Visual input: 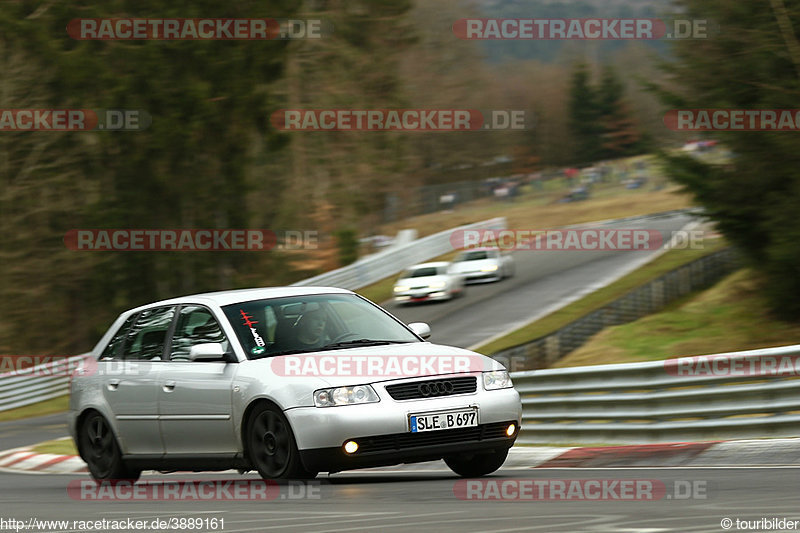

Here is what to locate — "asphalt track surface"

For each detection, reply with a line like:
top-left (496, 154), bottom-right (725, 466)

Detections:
top-left (0, 413), bottom-right (70, 450)
top-left (0, 467), bottom-right (797, 532)
top-left (385, 212), bottom-right (695, 349)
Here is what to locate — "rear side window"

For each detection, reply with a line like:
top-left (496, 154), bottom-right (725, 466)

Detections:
top-left (99, 314), bottom-right (137, 360)
top-left (122, 306), bottom-right (176, 361)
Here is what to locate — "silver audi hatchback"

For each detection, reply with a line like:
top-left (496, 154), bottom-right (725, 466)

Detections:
top-left (69, 287), bottom-right (521, 481)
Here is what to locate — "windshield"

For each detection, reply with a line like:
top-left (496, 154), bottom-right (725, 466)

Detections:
top-left (223, 293), bottom-right (420, 359)
top-left (401, 266), bottom-right (443, 278)
top-left (455, 250), bottom-right (496, 261)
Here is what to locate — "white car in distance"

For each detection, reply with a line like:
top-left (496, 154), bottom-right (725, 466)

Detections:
top-left (450, 248), bottom-right (515, 282)
top-left (393, 262), bottom-right (465, 304)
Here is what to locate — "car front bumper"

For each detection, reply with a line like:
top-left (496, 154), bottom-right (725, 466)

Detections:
top-left (299, 421), bottom-right (518, 472)
top-left (394, 289), bottom-right (451, 303)
top-left (461, 271), bottom-right (501, 282)
top-left (285, 385), bottom-right (521, 472)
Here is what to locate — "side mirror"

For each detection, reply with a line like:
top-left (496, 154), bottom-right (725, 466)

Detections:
top-left (189, 343), bottom-right (230, 362)
top-left (408, 322), bottom-right (431, 340)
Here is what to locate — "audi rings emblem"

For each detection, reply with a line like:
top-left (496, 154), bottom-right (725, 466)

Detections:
top-left (418, 381), bottom-right (454, 397)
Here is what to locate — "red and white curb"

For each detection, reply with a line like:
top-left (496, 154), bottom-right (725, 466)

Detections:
top-left (1, 437), bottom-right (799, 476)
top-left (0, 444), bottom-right (86, 475)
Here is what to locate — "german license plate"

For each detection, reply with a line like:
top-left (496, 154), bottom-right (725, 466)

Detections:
top-left (409, 408), bottom-right (478, 433)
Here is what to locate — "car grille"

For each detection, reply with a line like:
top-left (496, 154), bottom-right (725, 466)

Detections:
top-left (385, 376), bottom-right (477, 400)
top-left (354, 422), bottom-right (511, 454)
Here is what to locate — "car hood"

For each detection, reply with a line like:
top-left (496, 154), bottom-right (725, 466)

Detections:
top-left (451, 258), bottom-right (499, 272)
top-left (235, 343), bottom-right (505, 409)
top-left (245, 342), bottom-right (503, 387)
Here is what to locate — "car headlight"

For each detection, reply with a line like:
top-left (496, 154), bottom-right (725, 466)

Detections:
top-left (314, 385), bottom-right (380, 407)
top-left (481, 265), bottom-right (499, 272)
top-left (483, 370), bottom-right (513, 390)
top-left (428, 281), bottom-right (447, 289)
top-left (394, 286), bottom-right (410, 293)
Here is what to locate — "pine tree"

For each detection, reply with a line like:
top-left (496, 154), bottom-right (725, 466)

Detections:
top-left (568, 64), bottom-right (603, 165)
top-left (659, 0), bottom-right (800, 319)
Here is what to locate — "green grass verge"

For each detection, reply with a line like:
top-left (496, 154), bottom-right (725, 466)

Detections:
top-left (31, 437), bottom-right (77, 456)
top-left (555, 268), bottom-right (800, 367)
top-left (474, 239), bottom-right (729, 355)
top-left (0, 395), bottom-right (69, 423)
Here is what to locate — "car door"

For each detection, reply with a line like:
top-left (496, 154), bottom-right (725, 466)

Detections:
top-left (158, 304), bottom-right (238, 455)
top-left (102, 306), bottom-right (175, 455)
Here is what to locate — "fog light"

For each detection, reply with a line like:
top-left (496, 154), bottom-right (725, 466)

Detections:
top-left (344, 440), bottom-right (359, 454)
top-left (506, 423), bottom-right (517, 437)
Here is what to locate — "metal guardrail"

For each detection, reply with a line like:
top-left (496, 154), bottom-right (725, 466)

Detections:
top-left (494, 247), bottom-right (739, 370)
top-left (510, 344), bottom-right (800, 444)
top-left (0, 355), bottom-right (85, 412)
top-left (6, 346), bottom-right (800, 447)
top-left (292, 217), bottom-right (507, 291)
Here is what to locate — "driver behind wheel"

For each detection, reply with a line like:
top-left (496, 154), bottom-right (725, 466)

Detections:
top-left (293, 308), bottom-right (328, 350)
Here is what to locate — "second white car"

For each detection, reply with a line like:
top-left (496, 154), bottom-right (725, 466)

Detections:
top-left (393, 262), bottom-right (465, 304)
top-left (450, 248), bottom-right (514, 282)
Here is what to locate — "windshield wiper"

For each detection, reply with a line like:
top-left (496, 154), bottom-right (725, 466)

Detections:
top-left (250, 348), bottom-right (313, 359)
top-left (317, 339), bottom-right (409, 351)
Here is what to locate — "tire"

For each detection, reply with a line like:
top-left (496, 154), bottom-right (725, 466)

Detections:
top-left (247, 404), bottom-right (317, 480)
top-left (444, 448), bottom-right (509, 477)
top-left (79, 412), bottom-right (140, 482)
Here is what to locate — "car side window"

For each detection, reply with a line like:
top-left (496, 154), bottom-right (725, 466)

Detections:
top-left (122, 306), bottom-right (176, 361)
top-left (170, 305), bottom-right (229, 361)
top-left (99, 314), bottom-right (137, 360)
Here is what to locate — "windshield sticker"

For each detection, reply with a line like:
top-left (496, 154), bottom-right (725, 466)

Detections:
top-left (240, 310), bottom-right (265, 348)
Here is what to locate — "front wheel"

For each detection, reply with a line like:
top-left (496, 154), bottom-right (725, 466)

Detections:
top-left (79, 412), bottom-right (140, 482)
top-left (444, 448), bottom-right (509, 477)
top-left (247, 404), bottom-right (317, 480)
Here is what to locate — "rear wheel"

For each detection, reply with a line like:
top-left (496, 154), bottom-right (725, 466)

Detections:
top-left (444, 448), bottom-right (509, 477)
top-left (79, 412), bottom-right (140, 482)
top-left (247, 404), bottom-right (317, 480)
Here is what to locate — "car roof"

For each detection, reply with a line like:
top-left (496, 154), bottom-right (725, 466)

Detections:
top-left (127, 286), bottom-right (354, 312)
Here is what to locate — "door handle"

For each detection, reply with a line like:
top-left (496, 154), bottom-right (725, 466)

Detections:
top-left (107, 379), bottom-right (120, 391)
top-left (162, 380), bottom-right (176, 392)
